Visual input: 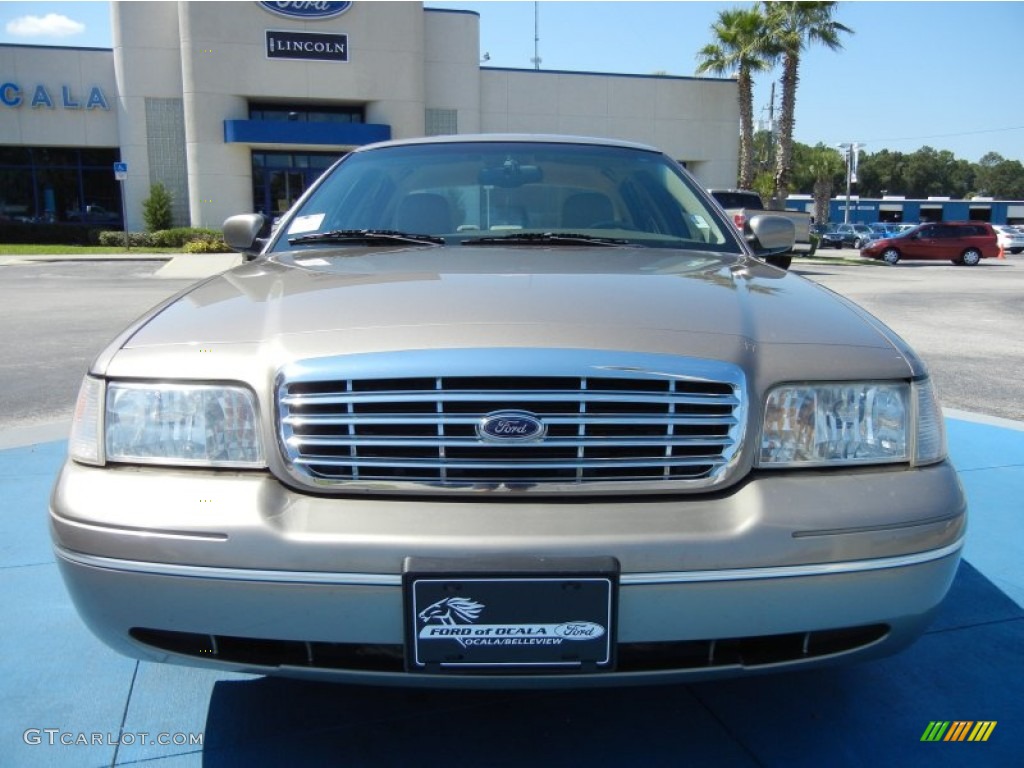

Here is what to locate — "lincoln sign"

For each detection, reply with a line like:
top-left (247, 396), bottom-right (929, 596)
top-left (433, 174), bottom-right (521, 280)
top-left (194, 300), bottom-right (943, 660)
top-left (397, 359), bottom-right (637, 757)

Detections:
top-left (266, 30), bottom-right (348, 62)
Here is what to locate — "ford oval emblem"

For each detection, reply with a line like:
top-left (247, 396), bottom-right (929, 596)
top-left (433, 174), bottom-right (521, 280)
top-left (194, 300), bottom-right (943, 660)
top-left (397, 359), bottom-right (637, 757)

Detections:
top-left (477, 411), bottom-right (546, 442)
top-left (259, 2), bottom-right (352, 20)
top-left (554, 621), bottom-right (606, 640)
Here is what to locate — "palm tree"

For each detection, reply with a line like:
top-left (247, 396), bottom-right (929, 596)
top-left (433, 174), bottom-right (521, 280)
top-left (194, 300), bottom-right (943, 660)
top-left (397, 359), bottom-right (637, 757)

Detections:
top-left (807, 143), bottom-right (845, 225)
top-left (695, 7), bottom-right (772, 190)
top-left (762, 2), bottom-right (852, 205)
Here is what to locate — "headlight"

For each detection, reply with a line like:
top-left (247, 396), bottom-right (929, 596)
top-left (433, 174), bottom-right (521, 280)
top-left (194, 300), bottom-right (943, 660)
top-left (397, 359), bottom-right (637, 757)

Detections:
top-left (69, 377), bottom-right (264, 468)
top-left (759, 380), bottom-right (946, 468)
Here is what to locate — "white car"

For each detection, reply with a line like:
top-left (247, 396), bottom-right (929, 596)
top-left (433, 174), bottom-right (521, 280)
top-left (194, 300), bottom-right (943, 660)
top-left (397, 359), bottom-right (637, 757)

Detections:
top-left (992, 224), bottom-right (1024, 254)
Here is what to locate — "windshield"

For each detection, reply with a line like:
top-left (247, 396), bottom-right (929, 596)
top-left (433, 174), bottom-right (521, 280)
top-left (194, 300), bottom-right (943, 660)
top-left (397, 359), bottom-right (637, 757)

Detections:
top-left (269, 141), bottom-right (737, 253)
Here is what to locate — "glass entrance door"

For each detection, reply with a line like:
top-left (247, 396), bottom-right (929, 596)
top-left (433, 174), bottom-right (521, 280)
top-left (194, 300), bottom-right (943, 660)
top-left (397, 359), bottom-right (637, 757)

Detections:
top-left (252, 151), bottom-right (342, 219)
top-left (269, 170), bottom-right (306, 218)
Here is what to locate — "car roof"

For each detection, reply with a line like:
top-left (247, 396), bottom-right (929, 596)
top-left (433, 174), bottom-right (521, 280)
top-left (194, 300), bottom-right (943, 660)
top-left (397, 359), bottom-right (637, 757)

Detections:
top-left (351, 133), bottom-right (662, 154)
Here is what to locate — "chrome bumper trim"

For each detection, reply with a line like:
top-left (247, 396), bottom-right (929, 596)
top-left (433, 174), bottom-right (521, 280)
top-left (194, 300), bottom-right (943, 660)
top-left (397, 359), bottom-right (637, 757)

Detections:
top-left (55, 546), bottom-right (402, 586)
top-left (621, 539), bottom-right (963, 584)
top-left (55, 538), bottom-right (963, 588)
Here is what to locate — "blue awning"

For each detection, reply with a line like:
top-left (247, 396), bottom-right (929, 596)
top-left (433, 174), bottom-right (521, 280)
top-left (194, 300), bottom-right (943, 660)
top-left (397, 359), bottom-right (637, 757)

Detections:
top-left (224, 119), bottom-right (390, 146)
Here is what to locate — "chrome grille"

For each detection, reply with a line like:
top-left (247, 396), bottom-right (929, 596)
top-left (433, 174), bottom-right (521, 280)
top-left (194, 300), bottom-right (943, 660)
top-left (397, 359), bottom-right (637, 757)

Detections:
top-left (276, 350), bottom-right (746, 494)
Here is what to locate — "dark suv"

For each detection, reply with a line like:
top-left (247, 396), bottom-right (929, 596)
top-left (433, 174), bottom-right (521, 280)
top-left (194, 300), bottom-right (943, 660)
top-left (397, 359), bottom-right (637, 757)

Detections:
top-left (821, 223), bottom-right (875, 249)
top-left (860, 221), bottom-right (999, 266)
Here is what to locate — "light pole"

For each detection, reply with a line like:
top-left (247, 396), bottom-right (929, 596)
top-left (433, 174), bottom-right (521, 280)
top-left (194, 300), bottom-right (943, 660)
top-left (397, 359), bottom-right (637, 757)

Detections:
top-left (837, 142), bottom-right (862, 224)
top-left (531, 1), bottom-right (541, 70)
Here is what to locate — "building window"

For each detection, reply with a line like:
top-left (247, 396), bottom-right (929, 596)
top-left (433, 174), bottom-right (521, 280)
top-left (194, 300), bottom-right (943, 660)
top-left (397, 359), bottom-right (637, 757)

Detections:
top-left (249, 103), bottom-right (365, 124)
top-left (252, 151), bottom-right (343, 217)
top-left (0, 146), bottom-right (120, 225)
top-left (425, 108), bottom-right (458, 137)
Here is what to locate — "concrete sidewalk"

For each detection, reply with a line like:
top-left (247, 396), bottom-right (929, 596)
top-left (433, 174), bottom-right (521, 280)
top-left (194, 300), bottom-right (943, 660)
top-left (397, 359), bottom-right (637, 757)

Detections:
top-left (2, 412), bottom-right (1022, 766)
top-left (0, 252), bottom-right (243, 279)
top-left (0, 252), bottom-right (169, 266)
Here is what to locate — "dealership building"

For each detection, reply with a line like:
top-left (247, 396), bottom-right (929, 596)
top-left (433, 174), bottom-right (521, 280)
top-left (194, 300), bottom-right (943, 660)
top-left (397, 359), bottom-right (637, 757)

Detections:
top-left (0, 1), bottom-right (740, 232)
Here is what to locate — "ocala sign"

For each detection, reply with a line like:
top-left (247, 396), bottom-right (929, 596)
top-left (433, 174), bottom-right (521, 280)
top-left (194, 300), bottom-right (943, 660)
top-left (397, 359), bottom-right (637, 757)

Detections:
top-left (0, 82), bottom-right (110, 111)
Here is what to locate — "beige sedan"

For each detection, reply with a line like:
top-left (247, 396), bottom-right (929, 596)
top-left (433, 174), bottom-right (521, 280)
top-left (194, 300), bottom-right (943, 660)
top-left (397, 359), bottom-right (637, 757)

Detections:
top-left (52, 136), bottom-right (965, 687)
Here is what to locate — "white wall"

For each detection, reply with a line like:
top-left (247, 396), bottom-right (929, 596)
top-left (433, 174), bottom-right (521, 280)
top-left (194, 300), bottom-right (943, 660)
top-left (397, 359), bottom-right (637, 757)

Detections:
top-left (480, 70), bottom-right (738, 187)
top-left (112, 0), bottom-right (184, 230)
top-left (424, 10), bottom-right (482, 134)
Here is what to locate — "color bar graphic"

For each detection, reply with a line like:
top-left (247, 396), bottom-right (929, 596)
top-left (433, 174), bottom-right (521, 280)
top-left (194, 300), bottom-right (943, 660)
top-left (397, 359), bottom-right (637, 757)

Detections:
top-left (921, 721), bottom-right (996, 742)
top-left (967, 722), bottom-right (997, 742)
top-left (921, 721), bottom-right (950, 741)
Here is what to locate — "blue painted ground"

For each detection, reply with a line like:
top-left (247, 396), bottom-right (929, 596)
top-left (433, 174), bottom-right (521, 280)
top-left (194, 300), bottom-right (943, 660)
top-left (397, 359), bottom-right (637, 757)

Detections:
top-left (3, 415), bottom-right (1021, 767)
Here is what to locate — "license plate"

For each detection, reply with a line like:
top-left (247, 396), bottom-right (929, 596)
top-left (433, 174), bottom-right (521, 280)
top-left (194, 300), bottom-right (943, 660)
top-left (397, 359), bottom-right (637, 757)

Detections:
top-left (404, 557), bottom-right (618, 673)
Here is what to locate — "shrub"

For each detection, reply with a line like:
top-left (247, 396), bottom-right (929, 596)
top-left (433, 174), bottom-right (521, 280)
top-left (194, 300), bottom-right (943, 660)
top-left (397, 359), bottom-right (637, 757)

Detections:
top-left (183, 236), bottom-right (230, 253)
top-left (142, 183), bottom-right (174, 232)
top-left (84, 227), bottom-right (230, 251)
top-left (97, 230), bottom-right (155, 248)
top-left (151, 227), bottom-right (203, 248)
top-left (149, 227), bottom-right (228, 249)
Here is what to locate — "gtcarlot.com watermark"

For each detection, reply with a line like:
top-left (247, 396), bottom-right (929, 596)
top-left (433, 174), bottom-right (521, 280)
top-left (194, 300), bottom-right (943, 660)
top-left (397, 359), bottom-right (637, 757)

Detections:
top-left (23, 729), bottom-right (204, 747)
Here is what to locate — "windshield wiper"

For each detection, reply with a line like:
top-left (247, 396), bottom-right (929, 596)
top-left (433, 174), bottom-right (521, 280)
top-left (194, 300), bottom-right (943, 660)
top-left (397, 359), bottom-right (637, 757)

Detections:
top-left (461, 232), bottom-right (633, 247)
top-left (288, 229), bottom-right (444, 246)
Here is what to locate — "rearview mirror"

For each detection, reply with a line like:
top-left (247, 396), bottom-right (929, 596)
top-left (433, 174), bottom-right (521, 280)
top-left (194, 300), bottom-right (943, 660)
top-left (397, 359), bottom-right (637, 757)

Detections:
top-left (479, 162), bottom-right (543, 188)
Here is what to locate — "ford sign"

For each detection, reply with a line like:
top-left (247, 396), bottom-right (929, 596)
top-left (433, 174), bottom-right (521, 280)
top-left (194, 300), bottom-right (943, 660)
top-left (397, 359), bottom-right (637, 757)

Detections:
top-left (259, 2), bottom-right (352, 20)
top-left (477, 411), bottom-right (546, 442)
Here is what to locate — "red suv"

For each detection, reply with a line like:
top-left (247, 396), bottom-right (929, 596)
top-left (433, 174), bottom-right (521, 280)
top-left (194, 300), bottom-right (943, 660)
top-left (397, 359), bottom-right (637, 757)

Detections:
top-left (860, 221), bottom-right (999, 266)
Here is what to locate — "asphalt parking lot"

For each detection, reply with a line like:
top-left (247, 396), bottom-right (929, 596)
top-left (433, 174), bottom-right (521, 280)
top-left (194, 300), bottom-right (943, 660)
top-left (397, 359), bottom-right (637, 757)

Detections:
top-left (2, 252), bottom-right (1022, 766)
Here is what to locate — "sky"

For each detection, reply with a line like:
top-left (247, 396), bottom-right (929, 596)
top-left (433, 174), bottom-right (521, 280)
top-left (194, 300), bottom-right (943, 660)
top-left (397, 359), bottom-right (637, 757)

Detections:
top-left (1, 1), bottom-right (1022, 163)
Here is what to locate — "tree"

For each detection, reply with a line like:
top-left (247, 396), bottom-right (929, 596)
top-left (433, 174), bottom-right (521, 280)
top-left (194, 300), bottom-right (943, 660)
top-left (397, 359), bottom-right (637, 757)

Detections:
top-left (696, 6), bottom-right (772, 189)
top-left (902, 147), bottom-right (973, 199)
top-left (751, 171), bottom-right (776, 204)
top-left (142, 182), bottom-right (173, 232)
top-left (788, 140), bottom-right (825, 193)
top-left (751, 129), bottom-right (776, 180)
top-left (974, 152), bottom-right (1024, 198)
top-left (805, 144), bottom-right (845, 224)
top-left (856, 149), bottom-right (907, 198)
top-left (762, 1), bottom-right (852, 205)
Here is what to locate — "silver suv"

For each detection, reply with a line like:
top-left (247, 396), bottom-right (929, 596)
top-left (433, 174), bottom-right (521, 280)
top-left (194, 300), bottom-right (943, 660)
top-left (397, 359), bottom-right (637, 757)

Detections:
top-left (51, 136), bottom-right (964, 687)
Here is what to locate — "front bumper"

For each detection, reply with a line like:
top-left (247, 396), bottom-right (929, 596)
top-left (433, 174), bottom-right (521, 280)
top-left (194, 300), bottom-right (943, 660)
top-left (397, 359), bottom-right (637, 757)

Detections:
top-left (50, 459), bottom-right (966, 687)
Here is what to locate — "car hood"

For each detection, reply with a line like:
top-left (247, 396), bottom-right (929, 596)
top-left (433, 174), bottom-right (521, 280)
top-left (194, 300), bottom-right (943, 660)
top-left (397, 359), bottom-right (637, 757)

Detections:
top-left (103, 246), bottom-right (922, 382)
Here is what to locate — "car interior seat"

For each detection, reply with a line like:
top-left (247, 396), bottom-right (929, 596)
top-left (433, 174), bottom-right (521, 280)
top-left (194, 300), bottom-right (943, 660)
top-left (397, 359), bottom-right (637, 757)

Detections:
top-left (562, 192), bottom-right (615, 229)
top-left (394, 193), bottom-right (454, 234)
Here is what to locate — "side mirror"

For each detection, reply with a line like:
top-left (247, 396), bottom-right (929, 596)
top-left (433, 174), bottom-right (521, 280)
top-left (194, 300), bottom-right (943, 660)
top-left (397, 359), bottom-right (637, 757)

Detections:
top-left (223, 214), bottom-right (272, 258)
top-left (746, 214), bottom-right (796, 268)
